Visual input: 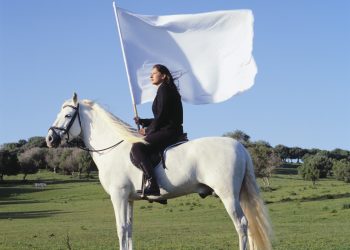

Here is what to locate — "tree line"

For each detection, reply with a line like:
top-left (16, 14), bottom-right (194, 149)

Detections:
top-left (0, 136), bottom-right (96, 181)
top-left (1, 132), bottom-right (349, 185)
top-left (223, 130), bottom-right (350, 185)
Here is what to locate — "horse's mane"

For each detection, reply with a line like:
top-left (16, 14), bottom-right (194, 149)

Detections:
top-left (64, 99), bottom-right (146, 144)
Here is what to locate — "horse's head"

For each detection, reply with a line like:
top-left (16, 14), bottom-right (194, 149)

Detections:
top-left (46, 93), bottom-right (82, 148)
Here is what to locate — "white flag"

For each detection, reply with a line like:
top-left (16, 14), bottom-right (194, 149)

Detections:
top-left (113, 4), bottom-right (257, 105)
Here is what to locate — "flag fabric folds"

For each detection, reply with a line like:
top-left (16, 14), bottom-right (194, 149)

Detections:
top-left (114, 4), bottom-right (257, 105)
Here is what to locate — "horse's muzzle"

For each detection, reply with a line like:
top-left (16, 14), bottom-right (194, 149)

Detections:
top-left (46, 129), bottom-right (62, 148)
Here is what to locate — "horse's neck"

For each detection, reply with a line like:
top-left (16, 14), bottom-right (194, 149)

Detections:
top-left (79, 105), bottom-right (140, 190)
top-left (80, 106), bottom-right (124, 151)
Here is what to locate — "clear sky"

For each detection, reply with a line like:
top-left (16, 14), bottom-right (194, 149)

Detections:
top-left (0, 0), bottom-right (349, 150)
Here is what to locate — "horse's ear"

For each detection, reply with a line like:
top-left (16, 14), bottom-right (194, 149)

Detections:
top-left (73, 92), bottom-right (78, 105)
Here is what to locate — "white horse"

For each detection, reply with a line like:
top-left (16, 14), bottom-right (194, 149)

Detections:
top-left (46, 93), bottom-right (272, 250)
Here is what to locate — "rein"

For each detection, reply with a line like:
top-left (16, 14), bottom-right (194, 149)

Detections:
top-left (49, 103), bottom-right (124, 153)
top-left (67, 139), bottom-right (124, 153)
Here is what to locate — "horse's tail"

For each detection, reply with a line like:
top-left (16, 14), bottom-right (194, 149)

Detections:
top-left (240, 149), bottom-right (272, 250)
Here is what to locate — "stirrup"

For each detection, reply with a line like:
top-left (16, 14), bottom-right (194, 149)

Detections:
top-left (143, 176), bottom-right (160, 196)
top-left (137, 175), bottom-right (160, 197)
top-left (143, 186), bottom-right (160, 196)
top-left (136, 174), bottom-right (147, 197)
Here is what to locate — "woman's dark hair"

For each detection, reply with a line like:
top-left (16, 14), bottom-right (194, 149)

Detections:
top-left (153, 64), bottom-right (180, 94)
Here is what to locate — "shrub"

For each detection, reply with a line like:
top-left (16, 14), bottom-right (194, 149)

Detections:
top-left (333, 159), bottom-right (350, 183)
top-left (0, 150), bottom-right (20, 180)
top-left (299, 154), bottom-right (333, 184)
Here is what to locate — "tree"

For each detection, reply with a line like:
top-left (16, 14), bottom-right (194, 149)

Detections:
top-left (289, 147), bottom-right (307, 163)
top-left (274, 144), bottom-right (290, 162)
top-left (45, 148), bottom-right (63, 173)
top-left (61, 149), bottom-right (94, 176)
top-left (23, 136), bottom-right (47, 150)
top-left (62, 137), bottom-right (85, 148)
top-left (76, 150), bottom-right (95, 178)
top-left (298, 159), bottom-right (319, 185)
top-left (255, 140), bottom-right (271, 148)
top-left (17, 148), bottom-right (46, 181)
top-left (223, 130), bottom-right (250, 146)
top-left (18, 139), bottom-right (27, 147)
top-left (298, 154), bottom-right (333, 184)
top-left (333, 159), bottom-right (350, 183)
top-left (0, 150), bottom-right (20, 181)
top-left (248, 143), bottom-right (281, 186)
top-left (308, 148), bottom-right (321, 156)
top-left (329, 148), bottom-right (350, 161)
top-left (1, 142), bottom-right (22, 154)
top-left (59, 148), bottom-right (78, 175)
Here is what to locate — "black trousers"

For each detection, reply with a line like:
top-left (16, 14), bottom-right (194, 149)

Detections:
top-left (131, 129), bottom-right (180, 178)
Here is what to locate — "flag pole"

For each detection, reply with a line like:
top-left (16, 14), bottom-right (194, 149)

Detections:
top-left (112, 1), bottom-right (140, 129)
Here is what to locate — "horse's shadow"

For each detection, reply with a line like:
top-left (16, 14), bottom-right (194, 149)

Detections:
top-left (0, 210), bottom-right (70, 220)
top-left (0, 187), bottom-right (47, 199)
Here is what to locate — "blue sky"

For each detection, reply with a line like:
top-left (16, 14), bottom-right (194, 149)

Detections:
top-left (0, 0), bottom-right (349, 150)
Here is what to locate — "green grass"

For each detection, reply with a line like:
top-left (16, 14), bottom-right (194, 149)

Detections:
top-left (1, 170), bottom-right (350, 249)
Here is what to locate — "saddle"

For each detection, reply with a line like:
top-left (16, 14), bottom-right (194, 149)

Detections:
top-left (130, 133), bottom-right (188, 170)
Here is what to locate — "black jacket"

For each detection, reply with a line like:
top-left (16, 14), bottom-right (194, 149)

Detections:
top-left (140, 83), bottom-right (183, 135)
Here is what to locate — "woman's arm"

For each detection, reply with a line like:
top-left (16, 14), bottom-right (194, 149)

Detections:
top-left (134, 117), bottom-right (153, 127)
top-left (139, 118), bottom-right (153, 127)
top-left (146, 85), bottom-right (170, 134)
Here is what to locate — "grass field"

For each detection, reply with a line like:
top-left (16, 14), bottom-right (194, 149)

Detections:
top-left (1, 170), bottom-right (350, 250)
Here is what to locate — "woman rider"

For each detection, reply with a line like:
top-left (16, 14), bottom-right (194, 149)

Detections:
top-left (131, 64), bottom-right (184, 196)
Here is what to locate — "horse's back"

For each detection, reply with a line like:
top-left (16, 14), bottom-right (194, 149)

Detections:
top-left (168, 136), bottom-right (245, 163)
top-left (191, 136), bottom-right (247, 176)
top-left (159, 136), bottom-right (247, 190)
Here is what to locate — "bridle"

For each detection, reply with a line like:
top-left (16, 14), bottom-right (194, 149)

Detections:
top-left (49, 104), bottom-right (124, 152)
top-left (49, 104), bottom-right (81, 143)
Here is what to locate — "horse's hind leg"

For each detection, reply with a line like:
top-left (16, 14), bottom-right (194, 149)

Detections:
top-left (219, 194), bottom-right (248, 250)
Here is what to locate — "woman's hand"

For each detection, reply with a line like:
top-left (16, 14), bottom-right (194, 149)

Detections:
top-left (134, 116), bottom-right (140, 125)
top-left (138, 128), bottom-right (146, 136)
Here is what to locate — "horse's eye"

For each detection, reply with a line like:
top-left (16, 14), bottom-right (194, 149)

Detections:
top-left (65, 114), bottom-right (72, 118)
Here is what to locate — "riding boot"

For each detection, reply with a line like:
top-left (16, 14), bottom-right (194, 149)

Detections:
top-left (139, 162), bottom-right (160, 196)
top-left (144, 176), bottom-right (160, 196)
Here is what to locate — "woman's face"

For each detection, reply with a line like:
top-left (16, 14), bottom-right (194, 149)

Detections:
top-left (150, 67), bottom-right (166, 86)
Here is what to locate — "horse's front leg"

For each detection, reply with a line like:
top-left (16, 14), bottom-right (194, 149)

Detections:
top-left (127, 200), bottom-right (134, 250)
top-left (110, 188), bottom-right (129, 250)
